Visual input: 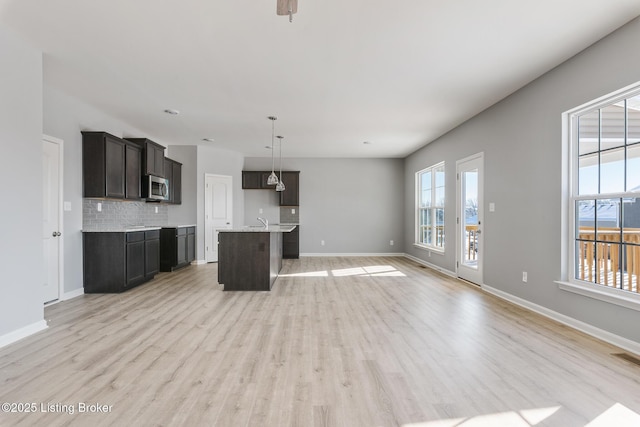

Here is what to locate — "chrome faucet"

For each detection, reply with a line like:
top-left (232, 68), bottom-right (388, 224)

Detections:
top-left (257, 217), bottom-right (268, 228)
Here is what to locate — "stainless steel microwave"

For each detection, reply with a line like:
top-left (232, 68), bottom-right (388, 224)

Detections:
top-left (143, 175), bottom-right (169, 201)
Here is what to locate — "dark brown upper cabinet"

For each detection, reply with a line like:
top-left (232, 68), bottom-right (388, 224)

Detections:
top-left (242, 171), bottom-right (283, 189)
top-left (125, 138), bottom-right (165, 177)
top-left (83, 131), bottom-right (141, 200)
top-left (242, 170), bottom-right (299, 206)
top-left (278, 171), bottom-right (299, 206)
top-left (163, 157), bottom-right (182, 204)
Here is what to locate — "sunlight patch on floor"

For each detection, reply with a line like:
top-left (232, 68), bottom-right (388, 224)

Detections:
top-left (586, 403), bottom-right (640, 426)
top-left (331, 265), bottom-right (407, 277)
top-left (402, 406), bottom-right (561, 427)
top-left (280, 265), bottom-right (407, 278)
top-left (278, 270), bottom-right (329, 277)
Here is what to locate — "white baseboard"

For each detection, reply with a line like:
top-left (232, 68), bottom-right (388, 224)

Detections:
top-left (482, 284), bottom-right (640, 356)
top-left (194, 259), bottom-right (209, 265)
top-left (62, 288), bottom-right (84, 301)
top-left (0, 320), bottom-right (48, 349)
top-left (300, 253), bottom-right (405, 257)
top-left (403, 253), bottom-right (457, 278)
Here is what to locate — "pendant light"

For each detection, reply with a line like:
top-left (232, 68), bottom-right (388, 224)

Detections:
top-left (275, 135), bottom-right (286, 192)
top-left (267, 116), bottom-right (279, 186)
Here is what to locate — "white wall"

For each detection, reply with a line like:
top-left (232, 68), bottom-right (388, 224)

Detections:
top-left (43, 85), bottom-right (160, 295)
top-left (404, 17), bottom-right (640, 344)
top-left (244, 158), bottom-right (405, 254)
top-left (0, 27), bottom-right (45, 339)
top-left (196, 145), bottom-right (245, 261)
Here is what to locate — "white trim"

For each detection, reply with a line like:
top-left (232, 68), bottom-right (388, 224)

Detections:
top-left (300, 253), bottom-right (405, 257)
top-left (0, 320), bottom-right (48, 349)
top-left (413, 243), bottom-right (445, 254)
top-left (403, 253), bottom-right (457, 278)
top-left (455, 152), bottom-right (484, 285)
top-left (205, 173), bottom-right (233, 263)
top-left (415, 161), bottom-right (446, 251)
top-left (194, 259), bottom-right (209, 265)
top-left (43, 134), bottom-right (64, 304)
top-left (557, 280), bottom-right (640, 312)
top-left (62, 287), bottom-right (84, 301)
top-left (482, 284), bottom-right (640, 356)
top-left (563, 82), bottom-right (640, 289)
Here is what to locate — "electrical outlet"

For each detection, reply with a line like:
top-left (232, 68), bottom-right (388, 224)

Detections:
top-left (321, 240), bottom-right (325, 246)
top-left (155, 206), bottom-right (158, 214)
top-left (291, 208), bottom-right (296, 214)
top-left (97, 202), bottom-right (102, 212)
top-left (259, 208), bottom-right (263, 214)
top-left (522, 271), bottom-right (528, 283)
top-left (390, 240), bottom-right (394, 246)
top-left (428, 251), bottom-right (431, 257)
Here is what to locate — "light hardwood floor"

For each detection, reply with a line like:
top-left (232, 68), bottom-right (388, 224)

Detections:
top-left (1, 256), bottom-right (640, 426)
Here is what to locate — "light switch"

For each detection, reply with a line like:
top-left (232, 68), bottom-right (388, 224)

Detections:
top-left (97, 202), bottom-right (102, 212)
top-left (291, 208), bottom-right (296, 214)
top-left (489, 202), bottom-right (495, 212)
top-left (259, 208), bottom-right (263, 214)
top-left (63, 201), bottom-right (72, 211)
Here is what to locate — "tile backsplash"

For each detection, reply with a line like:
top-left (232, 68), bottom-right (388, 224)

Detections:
top-left (83, 199), bottom-right (169, 230)
top-left (280, 206), bottom-right (300, 224)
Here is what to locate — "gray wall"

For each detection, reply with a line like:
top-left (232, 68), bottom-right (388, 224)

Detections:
top-left (0, 27), bottom-right (44, 336)
top-left (404, 17), bottom-right (640, 343)
top-left (244, 158), bottom-right (405, 254)
top-left (166, 145), bottom-right (198, 226)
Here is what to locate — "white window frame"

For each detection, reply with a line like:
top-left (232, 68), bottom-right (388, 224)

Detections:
top-left (415, 161), bottom-right (445, 252)
top-left (558, 81), bottom-right (640, 312)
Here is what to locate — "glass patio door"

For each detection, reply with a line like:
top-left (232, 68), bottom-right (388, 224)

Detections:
top-left (457, 153), bottom-right (484, 285)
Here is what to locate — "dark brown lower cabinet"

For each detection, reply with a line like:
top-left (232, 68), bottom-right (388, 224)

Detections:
top-left (83, 230), bottom-right (160, 293)
top-left (160, 226), bottom-right (196, 271)
top-left (218, 231), bottom-right (283, 291)
top-left (283, 225), bottom-right (299, 259)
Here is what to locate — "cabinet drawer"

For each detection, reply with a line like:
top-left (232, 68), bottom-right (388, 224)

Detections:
top-left (187, 227), bottom-right (196, 235)
top-left (126, 231), bottom-right (145, 243)
top-left (145, 230), bottom-right (160, 240)
top-left (177, 227), bottom-right (187, 236)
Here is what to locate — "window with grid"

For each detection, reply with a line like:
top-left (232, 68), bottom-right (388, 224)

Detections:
top-left (416, 162), bottom-right (445, 251)
top-left (572, 89), bottom-right (640, 293)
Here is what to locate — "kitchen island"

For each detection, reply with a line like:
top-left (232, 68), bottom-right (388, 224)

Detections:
top-left (217, 225), bottom-right (296, 291)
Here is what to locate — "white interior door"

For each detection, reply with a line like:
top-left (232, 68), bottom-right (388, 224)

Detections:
top-left (42, 136), bottom-right (63, 303)
top-left (457, 153), bottom-right (484, 285)
top-left (205, 174), bottom-right (233, 262)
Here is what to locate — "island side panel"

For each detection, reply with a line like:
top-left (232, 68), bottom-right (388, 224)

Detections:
top-left (270, 231), bottom-right (283, 288)
top-left (218, 232), bottom-right (273, 291)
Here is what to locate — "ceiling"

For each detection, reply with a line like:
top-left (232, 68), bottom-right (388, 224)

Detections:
top-left (2, 1), bottom-right (640, 158)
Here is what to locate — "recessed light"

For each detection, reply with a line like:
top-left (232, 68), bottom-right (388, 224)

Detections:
top-left (202, 138), bottom-right (215, 142)
top-left (265, 145), bottom-right (272, 149)
top-left (164, 109), bottom-right (180, 115)
top-left (363, 141), bottom-right (372, 145)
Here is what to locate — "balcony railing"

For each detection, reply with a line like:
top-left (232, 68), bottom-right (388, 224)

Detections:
top-left (577, 227), bottom-right (640, 292)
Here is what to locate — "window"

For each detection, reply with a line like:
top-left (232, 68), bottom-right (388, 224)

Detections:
top-left (416, 162), bottom-right (445, 251)
top-left (568, 86), bottom-right (640, 298)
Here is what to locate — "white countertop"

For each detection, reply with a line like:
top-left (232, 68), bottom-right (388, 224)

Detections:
top-left (162, 224), bottom-right (197, 228)
top-left (83, 226), bottom-right (162, 233)
top-left (217, 225), bottom-right (297, 233)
